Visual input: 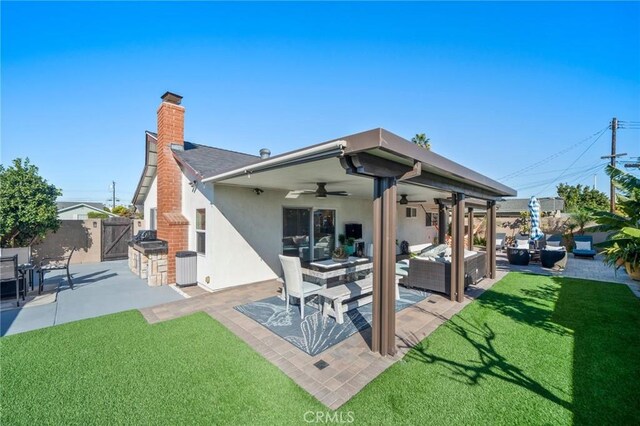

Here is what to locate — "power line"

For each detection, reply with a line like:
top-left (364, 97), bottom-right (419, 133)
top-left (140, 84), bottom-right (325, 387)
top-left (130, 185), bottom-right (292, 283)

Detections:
top-left (514, 163), bottom-right (603, 191)
top-left (534, 129), bottom-right (608, 196)
top-left (498, 126), bottom-right (609, 181)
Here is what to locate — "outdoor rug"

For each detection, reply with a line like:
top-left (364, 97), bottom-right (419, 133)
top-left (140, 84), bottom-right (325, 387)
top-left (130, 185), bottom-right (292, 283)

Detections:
top-left (234, 287), bottom-right (430, 356)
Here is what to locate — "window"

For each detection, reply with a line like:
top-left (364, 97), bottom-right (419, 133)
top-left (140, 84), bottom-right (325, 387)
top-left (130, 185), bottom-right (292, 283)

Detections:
top-left (149, 208), bottom-right (157, 230)
top-left (196, 209), bottom-right (206, 254)
top-left (406, 207), bottom-right (417, 218)
top-left (426, 213), bottom-right (438, 227)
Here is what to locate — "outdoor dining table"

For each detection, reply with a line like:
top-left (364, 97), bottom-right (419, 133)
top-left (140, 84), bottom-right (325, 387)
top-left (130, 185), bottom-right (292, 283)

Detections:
top-left (300, 257), bottom-right (373, 287)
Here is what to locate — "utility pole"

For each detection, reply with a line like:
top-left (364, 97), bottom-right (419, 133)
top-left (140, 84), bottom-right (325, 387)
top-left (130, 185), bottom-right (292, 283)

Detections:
top-left (107, 181), bottom-right (120, 211)
top-left (600, 118), bottom-right (627, 213)
top-left (610, 117), bottom-right (616, 212)
top-left (593, 174), bottom-right (597, 190)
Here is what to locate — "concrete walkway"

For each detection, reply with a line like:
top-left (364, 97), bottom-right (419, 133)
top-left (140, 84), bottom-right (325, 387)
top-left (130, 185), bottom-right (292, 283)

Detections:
top-left (1, 260), bottom-right (184, 336)
top-left (498, 252), bottom-right (640, 298)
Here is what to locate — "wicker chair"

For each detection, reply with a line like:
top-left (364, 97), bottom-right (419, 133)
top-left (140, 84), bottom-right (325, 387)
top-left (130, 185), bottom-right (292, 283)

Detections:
top-left (507, 247), bottom-right (530, 265)
top-left (541, 248), bottom-right (568, 269)
top-left (405, 252), bottom-right (487, 296)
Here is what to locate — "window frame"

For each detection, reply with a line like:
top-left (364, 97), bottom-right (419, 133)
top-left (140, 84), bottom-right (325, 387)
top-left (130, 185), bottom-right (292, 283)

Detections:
top-left (195, 208), bottom-right (206, 255)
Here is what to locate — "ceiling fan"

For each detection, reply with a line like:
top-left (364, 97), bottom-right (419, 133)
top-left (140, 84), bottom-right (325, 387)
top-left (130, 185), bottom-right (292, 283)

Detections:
top-left (285, 182), bottom-right (349, 199)
top-left (397, 194), bottom-right (427, 205)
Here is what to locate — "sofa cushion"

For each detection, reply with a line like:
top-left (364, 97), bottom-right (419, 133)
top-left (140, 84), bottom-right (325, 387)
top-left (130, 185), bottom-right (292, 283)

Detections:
top-left (547, 240), bottom-right (561, 247)
top-left (575, 241), bottom-right (591, 251)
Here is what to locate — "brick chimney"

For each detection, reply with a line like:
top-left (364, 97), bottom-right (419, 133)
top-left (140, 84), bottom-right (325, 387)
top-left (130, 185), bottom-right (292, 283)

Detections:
top-left (156, 91), bottom-right (188, 284)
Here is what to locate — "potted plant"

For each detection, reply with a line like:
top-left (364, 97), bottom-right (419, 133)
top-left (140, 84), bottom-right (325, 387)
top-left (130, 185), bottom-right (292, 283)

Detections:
top-left (332, 246), bottom-right (348, 262)
top-left (592, 166), bottom-right (640, 281)
top-left (346, 237), bottom-right (356, 255)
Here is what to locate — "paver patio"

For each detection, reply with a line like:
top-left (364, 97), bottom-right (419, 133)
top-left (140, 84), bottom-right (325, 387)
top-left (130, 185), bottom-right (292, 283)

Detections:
top-left (140, 270), bottom-right (508, 409)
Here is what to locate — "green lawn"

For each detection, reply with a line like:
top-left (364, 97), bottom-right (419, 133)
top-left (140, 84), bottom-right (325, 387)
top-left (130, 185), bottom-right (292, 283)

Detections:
top-left (2, 273), bottom-right (639, 425)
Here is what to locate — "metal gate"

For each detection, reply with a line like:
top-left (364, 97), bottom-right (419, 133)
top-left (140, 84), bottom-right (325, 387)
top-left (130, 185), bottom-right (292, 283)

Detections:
top-left (102, 218), bottom-right (133, 261)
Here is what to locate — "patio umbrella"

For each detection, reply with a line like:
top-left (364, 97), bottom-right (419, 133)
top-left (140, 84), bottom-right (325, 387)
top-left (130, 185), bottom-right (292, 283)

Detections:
top-left (528, 196), bottom-right (544, 241)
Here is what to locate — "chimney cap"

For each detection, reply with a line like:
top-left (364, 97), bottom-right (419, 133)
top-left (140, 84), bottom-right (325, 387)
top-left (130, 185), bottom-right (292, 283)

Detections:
top-left (161, 91), bottom-right (183, 105)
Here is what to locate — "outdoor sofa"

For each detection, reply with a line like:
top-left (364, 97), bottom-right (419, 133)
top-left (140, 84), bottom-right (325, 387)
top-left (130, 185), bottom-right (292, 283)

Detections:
top-left (405, 250), bottom-right (486, 296)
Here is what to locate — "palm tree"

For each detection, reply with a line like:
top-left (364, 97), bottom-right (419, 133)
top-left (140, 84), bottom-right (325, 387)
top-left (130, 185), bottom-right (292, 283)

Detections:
top-left (570, 209), bottom-right (593, 235)
top-left (411, 133), bottom-right (431, 150)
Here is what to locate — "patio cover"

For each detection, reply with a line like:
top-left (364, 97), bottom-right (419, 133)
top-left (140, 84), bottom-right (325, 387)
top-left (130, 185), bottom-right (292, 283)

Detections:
top-left (201, 128), bottom-right (516, 356)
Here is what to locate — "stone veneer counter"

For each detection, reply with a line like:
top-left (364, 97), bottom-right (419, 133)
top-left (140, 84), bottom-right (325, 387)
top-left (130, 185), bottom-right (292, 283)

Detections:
top-left (128, 245), bottom-right (168, 286)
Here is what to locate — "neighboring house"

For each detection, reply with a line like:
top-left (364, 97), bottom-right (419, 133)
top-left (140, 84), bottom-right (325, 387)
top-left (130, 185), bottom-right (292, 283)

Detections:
top-left (496, 197), bottom-right (565, 217)
top-left (132, 92), bottom-right (515, 290)
top-left (56, 202), bottom-right (117, 220)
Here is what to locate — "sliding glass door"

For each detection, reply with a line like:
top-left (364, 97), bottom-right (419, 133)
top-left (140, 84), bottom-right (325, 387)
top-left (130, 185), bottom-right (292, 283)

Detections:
top-left (313, 209), bottom-right (335, 260)
top-left (282, 208), bottom-right (311, 261)
top-left (282, 207), bottom-right (335, 262)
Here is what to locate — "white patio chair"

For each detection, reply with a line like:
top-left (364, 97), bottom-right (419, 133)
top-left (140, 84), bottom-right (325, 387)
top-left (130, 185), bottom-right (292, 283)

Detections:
top-left (278, 255), bottom-right (325, 319)
top-left (495, 233), bottom-right (506, 251)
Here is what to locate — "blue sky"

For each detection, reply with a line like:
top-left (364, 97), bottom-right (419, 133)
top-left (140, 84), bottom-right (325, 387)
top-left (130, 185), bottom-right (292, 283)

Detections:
top-left (2, 1), bottom-right (639, 204)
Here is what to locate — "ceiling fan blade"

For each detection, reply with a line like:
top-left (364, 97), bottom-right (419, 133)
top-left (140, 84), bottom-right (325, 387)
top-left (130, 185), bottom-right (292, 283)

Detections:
top-left (285, 190), bottom-right (315, 199)
top-left (326, 191), bottom-right (349, 196)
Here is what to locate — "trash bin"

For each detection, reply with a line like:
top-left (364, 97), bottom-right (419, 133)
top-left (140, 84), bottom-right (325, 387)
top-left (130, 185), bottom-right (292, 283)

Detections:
top-left (176, 251), bottom-right (197, 287)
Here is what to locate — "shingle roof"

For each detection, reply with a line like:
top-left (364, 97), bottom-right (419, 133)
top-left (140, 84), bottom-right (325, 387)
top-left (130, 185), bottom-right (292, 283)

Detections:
top-left (497, 197), bottom-right (565, 213)
top-left (172, 141), bottom-right (259, 179)
top-left (57, 201), bottom-right (106, 211)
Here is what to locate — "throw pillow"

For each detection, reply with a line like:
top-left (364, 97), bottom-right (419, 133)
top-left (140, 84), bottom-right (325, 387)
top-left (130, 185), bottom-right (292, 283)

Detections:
top-left (547, 241), bottom-right (561, 247)
top-left (575, 241), bottom-right (591, 251)
top-left (545, 246), bottom-right (565, 251)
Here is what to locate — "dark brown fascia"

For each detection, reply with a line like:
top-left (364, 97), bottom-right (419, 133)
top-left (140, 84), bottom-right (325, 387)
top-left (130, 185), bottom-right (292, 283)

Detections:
top-left (340, 128), bottom-right (516, 198)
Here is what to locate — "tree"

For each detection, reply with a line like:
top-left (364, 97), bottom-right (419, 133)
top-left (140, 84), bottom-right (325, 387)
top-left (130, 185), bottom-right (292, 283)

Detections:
top-left (0, 158), bottom-right (62, 247)
top-left (592, 166), bottom-right (640, 273)
top-left (111, 205), bottom-right (132, 217)
top-left (556, 183), bottom-right (609, 212)
top-left (87, 211), bottom-right (109, 219)
top-left (411, 133), bottom-right (431, 150)
top-left (570, 209), bottom-right (592, 235)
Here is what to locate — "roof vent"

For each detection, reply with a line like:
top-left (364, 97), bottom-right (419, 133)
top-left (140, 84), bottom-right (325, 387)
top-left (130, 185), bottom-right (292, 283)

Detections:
top-left (161, 91), bottom-right (183, 105)
top-left (259, 148), bottom-right (271, 159)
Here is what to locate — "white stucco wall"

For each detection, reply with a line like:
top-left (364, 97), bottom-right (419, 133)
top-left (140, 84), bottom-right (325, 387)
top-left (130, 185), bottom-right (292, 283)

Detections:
top-left (396, 205), bottom-right (437, 248)
top-left (209, 184), bottom-right (375, 289)
top-left (143, 176), bottom-right (158, 229)
top-left (181, 172), bottom-right (217, 287)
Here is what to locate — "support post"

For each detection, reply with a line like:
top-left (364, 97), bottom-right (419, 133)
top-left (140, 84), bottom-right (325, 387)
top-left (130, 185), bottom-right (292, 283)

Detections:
top-left (372, 177), bottom-right (397, 356)
top-left (487, 200), bottom-right (497, 279)
top-left (467, 207), bottom-right (474, 250)
top-left (437, 201), bottom-right (447, 245)
top-left (451, 193), bottom-right (466, 303)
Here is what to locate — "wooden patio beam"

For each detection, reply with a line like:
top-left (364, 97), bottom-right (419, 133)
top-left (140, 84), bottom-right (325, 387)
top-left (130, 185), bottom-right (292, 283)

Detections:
top-left (468, 207), bottom-right (474, 250)
top-left (371, 177), bottom-right (397, 356)
top-left (451, 193), bottom-right (466, 303)
top-left (487, 200), bottom-right (497, 278)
